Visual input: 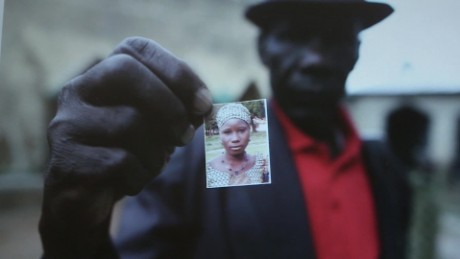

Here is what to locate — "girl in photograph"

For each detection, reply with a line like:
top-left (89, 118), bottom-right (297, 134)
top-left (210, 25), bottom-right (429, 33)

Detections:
top-left (206, 103), bottom-right (269, 188)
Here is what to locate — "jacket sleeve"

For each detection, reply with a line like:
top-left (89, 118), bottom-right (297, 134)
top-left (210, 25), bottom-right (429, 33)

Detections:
top-left (112, 127), bottom-right (206, 259)
top-left (362, 139), bottom-right (413, 259)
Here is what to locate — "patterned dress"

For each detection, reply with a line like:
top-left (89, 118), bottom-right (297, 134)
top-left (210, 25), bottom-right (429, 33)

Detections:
top-left (206, 153), bottom-right (269, 188)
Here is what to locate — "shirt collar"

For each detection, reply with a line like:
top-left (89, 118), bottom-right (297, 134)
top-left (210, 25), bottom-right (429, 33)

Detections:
top-left (271, 99), bottom-right (362, 165)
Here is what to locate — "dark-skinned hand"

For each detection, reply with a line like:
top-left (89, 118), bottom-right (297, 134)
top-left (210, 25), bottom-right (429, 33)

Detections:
top-left (39, 37), bottom-right (212, 259)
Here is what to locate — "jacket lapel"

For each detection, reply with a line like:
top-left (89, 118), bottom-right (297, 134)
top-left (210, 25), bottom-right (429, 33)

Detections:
top-left (224, 105), bottom-right (316, 258)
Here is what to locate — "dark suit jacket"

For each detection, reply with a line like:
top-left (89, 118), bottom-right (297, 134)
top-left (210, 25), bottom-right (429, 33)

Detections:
top-left (113, 106), bottom-right (410, 259)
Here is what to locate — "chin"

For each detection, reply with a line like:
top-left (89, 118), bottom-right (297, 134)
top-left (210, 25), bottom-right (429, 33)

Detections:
top-left (226, 149), bottom-right (246, 156)
top-left (278, 92), bottom-right (342, 113)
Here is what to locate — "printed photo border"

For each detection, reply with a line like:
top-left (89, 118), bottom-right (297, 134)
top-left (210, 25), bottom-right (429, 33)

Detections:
top-left (204, 99), bottom-right (271, 188)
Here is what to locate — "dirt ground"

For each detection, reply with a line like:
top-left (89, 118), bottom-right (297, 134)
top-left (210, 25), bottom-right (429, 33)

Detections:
top-left (0, 189), bottom-right (42, 258)
top-left (1, 175), bottom-right (459, 258)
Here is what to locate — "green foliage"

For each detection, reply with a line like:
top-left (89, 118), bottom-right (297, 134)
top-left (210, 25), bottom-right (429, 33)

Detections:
top-left (204, 99), bottom-right (267, 135)
top-left (243, 99), bottom-right (266, 119)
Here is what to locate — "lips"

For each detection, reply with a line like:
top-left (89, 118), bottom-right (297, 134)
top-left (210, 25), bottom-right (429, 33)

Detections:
top-left (300, 66), bottom-right (336, 79)
top-left (229, 146), bottom-right (243, 151)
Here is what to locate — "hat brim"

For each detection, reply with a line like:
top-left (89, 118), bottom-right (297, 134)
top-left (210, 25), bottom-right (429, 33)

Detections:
top-left (245, 1), bottom-right (394, 30)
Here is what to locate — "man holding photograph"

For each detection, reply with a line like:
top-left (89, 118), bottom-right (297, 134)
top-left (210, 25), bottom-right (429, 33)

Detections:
top-left (40, 0), bottom-right (411, 258)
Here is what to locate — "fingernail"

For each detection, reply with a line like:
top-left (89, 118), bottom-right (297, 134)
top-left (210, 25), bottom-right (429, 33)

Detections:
top-left (193, 88), bottom-right (212, 115)
top-left (180, 124), bottom-right (195, 145)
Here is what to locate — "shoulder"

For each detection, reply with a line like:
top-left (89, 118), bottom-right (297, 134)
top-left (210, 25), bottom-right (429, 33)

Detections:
top-left (361, 139), bottom-right (388, 159)
top-left (206, 163), bottom-right (229, 188)
top-left (208, 156), bottom-right (222, 168)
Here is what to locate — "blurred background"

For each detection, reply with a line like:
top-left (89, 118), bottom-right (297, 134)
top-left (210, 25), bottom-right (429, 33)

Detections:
top-left (0, 0), bottom-right (459, 258)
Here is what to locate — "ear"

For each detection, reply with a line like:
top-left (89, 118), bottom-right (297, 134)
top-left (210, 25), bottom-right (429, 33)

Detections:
top-left (350, 37), bottom-right (361, 70)
top-left (349, 25), bottom-right (362, 69)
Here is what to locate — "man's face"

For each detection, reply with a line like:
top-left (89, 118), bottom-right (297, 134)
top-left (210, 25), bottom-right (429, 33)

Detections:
top-left (259, 19), bottom-right (361, 127)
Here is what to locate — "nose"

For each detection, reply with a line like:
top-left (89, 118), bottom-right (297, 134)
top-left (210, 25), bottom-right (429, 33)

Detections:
top-left (297, 37), bottom-right (327, 68)
top-left (230, 132), bottom-right (240, 143)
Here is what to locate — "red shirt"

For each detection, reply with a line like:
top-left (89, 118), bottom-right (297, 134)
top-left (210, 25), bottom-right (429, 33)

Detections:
top-left (273, 102), bottom-right (380, 259)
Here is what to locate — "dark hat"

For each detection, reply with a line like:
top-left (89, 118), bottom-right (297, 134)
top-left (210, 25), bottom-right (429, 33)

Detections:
top-left (245, 0), bottom-right (394, 30)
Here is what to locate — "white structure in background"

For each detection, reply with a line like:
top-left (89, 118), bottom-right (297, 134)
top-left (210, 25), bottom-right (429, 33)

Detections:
top-left (346, 91), bottom-right (460, 169)
top-left (253, 117), bottom-right (267, 132)
top-left (348, 0), bottom-right (460, 94)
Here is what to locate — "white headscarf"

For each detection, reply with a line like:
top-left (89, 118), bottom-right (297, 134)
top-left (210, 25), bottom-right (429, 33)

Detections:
top-left (216, 103), bottom-right (252, 128)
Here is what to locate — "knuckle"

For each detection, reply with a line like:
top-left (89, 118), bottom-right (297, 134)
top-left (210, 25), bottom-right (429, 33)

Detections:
top-left (55, 81), bottom-right (82, 109)
top-left (106, 105), bottom-right (138, 130)
top-left (94, 148), bottom-right (139, 181)
top-left (45, 151), bottom-right (77, 191)
top-left (116, 37), bottom-right (162, 62)
top-left (47, 147), bottom-right (128, 185)
top-left (104, 148), bottom-right (131, 172)
top-left (169, 59), bottom-right (192, 82)
top-left (121, 37), bottom-right (151, 52)
top-left (47, 117), bottom-right (72, 147)
top-left (56, 84), bottom-right (72, 105)
top-left (103, 54), bottom-right (140, 78)
top-left (81, 148), bottom-right (128, 176)
top-left (78, 55), bottom-right (145, 103)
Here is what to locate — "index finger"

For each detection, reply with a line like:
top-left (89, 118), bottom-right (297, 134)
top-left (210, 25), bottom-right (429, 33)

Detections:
top-left (111, 37), bottom-right (213, 118)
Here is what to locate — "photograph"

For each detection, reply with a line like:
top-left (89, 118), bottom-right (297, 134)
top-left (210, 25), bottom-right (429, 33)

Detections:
top-left (204, 99), bottom-right (271, 188)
